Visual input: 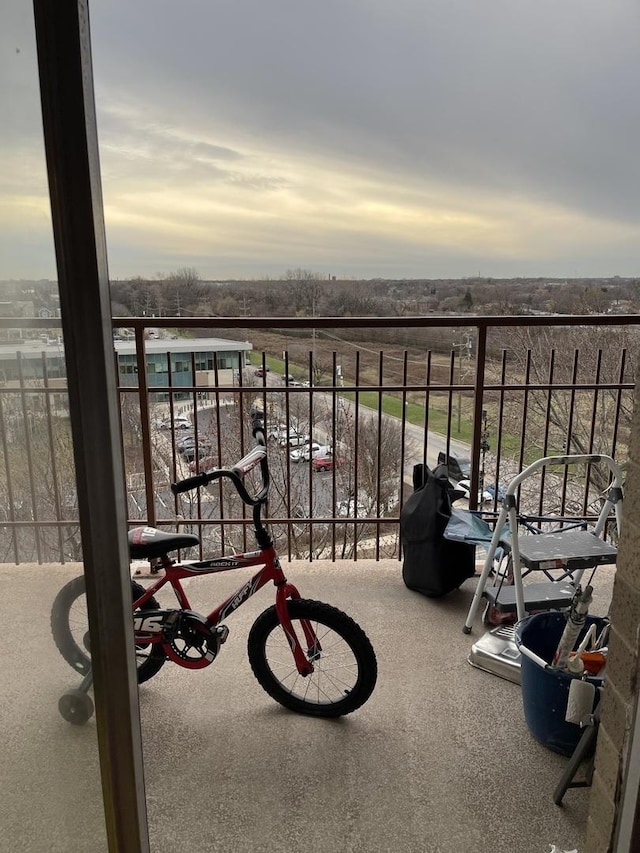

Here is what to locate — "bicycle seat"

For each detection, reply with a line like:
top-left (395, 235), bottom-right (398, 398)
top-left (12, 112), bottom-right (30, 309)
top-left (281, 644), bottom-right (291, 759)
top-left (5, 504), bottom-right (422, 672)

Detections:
top-left (128, 526), bottom-right (200, 559)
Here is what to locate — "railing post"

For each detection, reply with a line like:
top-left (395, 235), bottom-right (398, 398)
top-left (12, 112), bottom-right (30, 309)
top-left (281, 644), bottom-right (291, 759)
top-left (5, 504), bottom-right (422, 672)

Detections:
top-left (133, 325), bottom-right (156, 528)
top-left (469, 324), bottom-right (488, 511)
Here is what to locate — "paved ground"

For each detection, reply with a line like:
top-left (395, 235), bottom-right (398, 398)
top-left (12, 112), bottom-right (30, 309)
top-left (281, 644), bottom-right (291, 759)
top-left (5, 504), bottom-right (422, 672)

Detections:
top-left (1, 558), bottom-right (615, 853)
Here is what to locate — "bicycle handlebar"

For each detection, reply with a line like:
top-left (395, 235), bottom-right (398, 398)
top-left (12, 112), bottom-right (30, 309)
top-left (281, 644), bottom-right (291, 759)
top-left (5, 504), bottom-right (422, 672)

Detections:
top-left (171, 411), bottom-right (269, 507)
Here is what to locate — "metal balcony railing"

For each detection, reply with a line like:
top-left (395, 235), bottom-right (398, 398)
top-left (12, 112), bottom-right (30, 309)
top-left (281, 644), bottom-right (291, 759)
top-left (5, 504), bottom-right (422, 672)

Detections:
top-left (0, 314), bottom-right (636, 564)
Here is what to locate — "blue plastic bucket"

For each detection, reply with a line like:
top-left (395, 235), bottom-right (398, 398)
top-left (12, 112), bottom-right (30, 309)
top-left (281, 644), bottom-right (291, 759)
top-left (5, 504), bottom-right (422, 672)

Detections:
top-left (515, 612), bottom-right (605, 756)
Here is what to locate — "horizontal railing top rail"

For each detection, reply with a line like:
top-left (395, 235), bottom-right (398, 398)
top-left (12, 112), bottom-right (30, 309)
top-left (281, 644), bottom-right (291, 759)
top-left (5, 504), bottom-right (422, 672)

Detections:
top-left (110, 313), bottom-right (640, 330)
top-left (3, 313), bottom-right (639, 335)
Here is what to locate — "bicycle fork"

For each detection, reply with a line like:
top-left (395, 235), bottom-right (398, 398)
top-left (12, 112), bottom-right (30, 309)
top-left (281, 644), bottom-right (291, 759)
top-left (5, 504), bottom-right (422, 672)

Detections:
top-left (274, 584), bottom-right (318, 677)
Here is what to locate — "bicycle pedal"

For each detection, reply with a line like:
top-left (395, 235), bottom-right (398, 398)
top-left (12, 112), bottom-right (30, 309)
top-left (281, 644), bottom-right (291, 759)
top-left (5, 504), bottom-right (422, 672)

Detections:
top-left (216, 625), bottom-right (230, 644)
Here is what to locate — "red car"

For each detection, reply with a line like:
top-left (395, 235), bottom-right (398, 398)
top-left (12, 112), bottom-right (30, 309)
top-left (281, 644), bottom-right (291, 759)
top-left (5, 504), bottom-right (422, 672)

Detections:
top-left (312, 452), bottom-right (341, 472)
top-left (188, 454), bottom-right (217, 473)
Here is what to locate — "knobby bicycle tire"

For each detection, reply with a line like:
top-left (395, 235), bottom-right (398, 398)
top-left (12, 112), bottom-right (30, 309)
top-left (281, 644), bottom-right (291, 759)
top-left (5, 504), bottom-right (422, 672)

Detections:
top-left (247, 598), bottom-right (377, 717)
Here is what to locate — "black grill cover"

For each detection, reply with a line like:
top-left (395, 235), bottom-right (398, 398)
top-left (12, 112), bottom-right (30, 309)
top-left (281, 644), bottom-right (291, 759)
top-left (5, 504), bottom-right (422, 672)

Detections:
top-left (401, 464), bottom-right (476, 597)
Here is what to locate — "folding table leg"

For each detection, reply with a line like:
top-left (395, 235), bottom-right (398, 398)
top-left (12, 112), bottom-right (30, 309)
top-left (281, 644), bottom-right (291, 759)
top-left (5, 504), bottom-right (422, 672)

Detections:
top-left (553, 712), bottom-right (599, 805)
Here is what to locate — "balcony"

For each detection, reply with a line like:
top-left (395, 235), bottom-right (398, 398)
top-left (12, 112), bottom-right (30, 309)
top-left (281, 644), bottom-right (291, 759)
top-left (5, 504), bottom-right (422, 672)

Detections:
top-left (0, 313), bottom-right (637, 852)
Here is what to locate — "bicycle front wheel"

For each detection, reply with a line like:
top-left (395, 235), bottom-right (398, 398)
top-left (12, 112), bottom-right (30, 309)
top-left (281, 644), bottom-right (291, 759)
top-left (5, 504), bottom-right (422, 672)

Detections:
top-left (247, 599), bottom-right (377, 717)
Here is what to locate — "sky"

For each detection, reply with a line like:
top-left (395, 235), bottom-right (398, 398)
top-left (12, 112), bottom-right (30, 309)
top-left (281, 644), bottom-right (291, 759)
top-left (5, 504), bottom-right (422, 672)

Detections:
top-left (2, 0), bottom-right (640, 281)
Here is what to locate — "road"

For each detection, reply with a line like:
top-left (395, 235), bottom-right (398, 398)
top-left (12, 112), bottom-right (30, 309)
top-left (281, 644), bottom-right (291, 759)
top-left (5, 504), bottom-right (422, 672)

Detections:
top-left (248, 371), bottom-right (471, 477)
top-left (146, 374), bottom-right (473, 520)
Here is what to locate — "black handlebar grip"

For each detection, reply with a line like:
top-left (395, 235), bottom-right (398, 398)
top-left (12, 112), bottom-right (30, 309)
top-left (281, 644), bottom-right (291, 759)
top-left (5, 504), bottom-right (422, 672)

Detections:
top-left (171, 472), bottom-right (211, 495)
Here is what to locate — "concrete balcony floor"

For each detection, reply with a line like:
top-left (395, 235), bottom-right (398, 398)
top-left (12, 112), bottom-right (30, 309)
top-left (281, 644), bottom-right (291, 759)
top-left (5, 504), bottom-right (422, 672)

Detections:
top-left (2, 558), bottom-right (615, 853)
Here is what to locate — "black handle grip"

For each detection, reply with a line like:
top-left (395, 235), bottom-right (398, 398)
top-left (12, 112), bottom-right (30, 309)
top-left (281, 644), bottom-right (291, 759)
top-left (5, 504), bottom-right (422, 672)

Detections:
top-left (171, 472), bottom-right (211, 495)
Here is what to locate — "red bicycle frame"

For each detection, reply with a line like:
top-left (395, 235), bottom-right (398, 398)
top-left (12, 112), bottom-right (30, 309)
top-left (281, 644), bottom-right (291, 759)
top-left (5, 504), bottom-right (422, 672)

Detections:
top-left (132, 542), bottom-right (317, 676)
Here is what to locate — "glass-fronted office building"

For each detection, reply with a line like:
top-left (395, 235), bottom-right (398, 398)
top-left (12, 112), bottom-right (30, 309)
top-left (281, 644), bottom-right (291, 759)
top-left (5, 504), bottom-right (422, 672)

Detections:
top-left (0, 336), bottom-right (252, 396)
top-left (114, 337), bottom-right (252, 397)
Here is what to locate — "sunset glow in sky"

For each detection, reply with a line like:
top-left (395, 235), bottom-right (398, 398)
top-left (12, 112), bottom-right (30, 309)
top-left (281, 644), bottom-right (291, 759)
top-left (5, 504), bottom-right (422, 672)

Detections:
top-left (2, 0), bottom-right (640, 280)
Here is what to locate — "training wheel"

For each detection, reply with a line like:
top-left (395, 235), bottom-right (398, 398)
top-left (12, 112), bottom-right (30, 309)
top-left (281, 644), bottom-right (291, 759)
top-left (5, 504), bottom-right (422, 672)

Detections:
top-left (59, 688), bottom-right (94, 725)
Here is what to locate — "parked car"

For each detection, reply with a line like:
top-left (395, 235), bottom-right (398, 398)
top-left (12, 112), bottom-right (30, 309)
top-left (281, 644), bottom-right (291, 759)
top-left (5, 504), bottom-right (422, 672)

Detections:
top-left (456, 480), bottom-right (505, 504)
top-left (437, 451), bottom-right (471, 482)
top-left (182, 442), bottom-right (213, 463)
top-left (290, 442), bottom-right (330, 463)
top-left (158, 414), bottom-right (192, 431)
top-left (312, 451), bottom-right (342, 472)
top-left (278, 432), bottom-right (310, 448)
top-left (175, 433), bottom-right (196, 452)
top-left (267, 423), bottom-right (289, 441)
top-left (189, 455), bottom-right (217, 473)
top-left (254, 366), bottom-right (270, 377)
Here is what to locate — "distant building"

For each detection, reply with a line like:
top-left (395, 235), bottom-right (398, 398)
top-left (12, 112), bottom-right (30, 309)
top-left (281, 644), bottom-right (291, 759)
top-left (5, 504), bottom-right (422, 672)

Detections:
top-left (114, 337), bottom-right (252, 399)
top-left (0, 336), bottom-right (253, 401)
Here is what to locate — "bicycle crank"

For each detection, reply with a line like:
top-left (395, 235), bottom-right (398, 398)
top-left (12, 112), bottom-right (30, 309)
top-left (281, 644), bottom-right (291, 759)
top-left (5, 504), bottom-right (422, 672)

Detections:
top-left (161, 611), bottom-right (228, 669)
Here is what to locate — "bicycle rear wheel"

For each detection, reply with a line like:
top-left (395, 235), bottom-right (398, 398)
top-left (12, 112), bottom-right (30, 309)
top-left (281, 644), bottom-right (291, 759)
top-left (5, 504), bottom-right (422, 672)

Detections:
top-left (247, 599), bottom-right (377, 717)
top-left (51, 576), bottom-right (166, 683)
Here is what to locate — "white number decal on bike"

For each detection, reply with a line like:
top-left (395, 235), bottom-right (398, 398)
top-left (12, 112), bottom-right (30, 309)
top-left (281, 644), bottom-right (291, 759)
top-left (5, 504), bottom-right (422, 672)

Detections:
top-left (133, 614), bottom-right (165, 633)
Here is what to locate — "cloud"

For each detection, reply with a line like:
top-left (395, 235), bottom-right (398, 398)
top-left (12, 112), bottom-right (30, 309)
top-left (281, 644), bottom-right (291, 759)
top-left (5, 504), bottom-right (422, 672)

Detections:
top-left (2, 0), bottom-right (640, 279)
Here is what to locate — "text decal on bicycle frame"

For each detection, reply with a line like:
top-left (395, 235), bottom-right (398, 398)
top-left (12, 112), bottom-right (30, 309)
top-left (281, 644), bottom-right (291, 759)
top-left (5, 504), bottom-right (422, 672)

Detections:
top-left (133, 614), bottom-right (166, 633)
top-left (183, 552), bottom-right (262, 573)
top-left (218, 574), bottom-right (263, 621)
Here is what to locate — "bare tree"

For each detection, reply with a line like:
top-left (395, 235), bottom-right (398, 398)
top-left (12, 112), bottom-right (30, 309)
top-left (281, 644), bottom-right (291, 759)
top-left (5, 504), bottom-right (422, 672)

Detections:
top-left (162, 267), bottom-right (202, 317)
top-left (0, 402), bottom-right (82, 562)
top-left (487, 324), bottom-right (637, 501)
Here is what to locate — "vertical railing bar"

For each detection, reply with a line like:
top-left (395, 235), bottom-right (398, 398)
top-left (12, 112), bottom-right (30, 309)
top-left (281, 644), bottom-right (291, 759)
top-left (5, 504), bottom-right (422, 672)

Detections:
top-left (469, 325), bottom-right (487, 512)
top-left (445, 349), bottom-right (455, 460)
top-left (166, 343), bottom-right (185, 539)
top-left (283, 350), bottom-right (293, 561)
top-left (583, 349), bottom-right (603, 514)
top-left (283, 351), bottom-right (293, 561)
top-left (491, 351), bottom-right (508, 516)
top-left (610, 348), bottom-right (627, 462)
top-left (423, 350), bottom-right (432, 469)
top-left (307, 349), bottom-right (314, 560)
top-left (17, 353), bottom-right (42, 562)
top-left (211, 351), bottom-right (226, 557)
top-left (114, 348), bottom-right (129, 528)
top-left (516, 350), bottom-right (533, 513)
top-left (331, 352), bottom-right (338, 560)
top-left (541, 348), bottom-right (556, 459)
top-left (375, 351), bottom-right (384, 560)
top-left (41, 352), bottom-right (65, 561)
top-left (517, 350), bottom-right (532, 474)
top-left (353, 350), bottom-right (361, 560)
top-left (238, 351), bottom-right (249, 556)
top-left (0, 393), bottom-right (19, 563)
top-left (257, 344), bottom-right (269, 551)
top-left (399, 351), bottom-right (409, 561)
top-left (560, 349), bottom-right (580, 516)
top-left (537, 348), bottom-right (556, 520)
top-left (134, 325), bottom-right (156, 528)
top-left (187, 351), bottom-right (204, 556)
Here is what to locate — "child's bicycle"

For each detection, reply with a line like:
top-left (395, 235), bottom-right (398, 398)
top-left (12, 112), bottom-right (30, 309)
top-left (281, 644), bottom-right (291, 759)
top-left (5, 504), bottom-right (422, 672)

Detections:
top-left (51, 414), bottom-right (377, 725)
